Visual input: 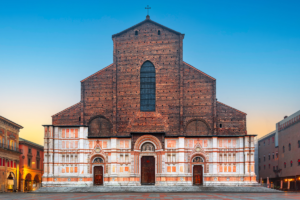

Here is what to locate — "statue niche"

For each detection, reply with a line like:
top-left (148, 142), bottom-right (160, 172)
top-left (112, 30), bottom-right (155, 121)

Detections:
top-left (186, 120), bottom-right (209, 136)
top-left (141, 142), bottom-right (155, 152)
top-left (89, 117), bottom-right (112, 137)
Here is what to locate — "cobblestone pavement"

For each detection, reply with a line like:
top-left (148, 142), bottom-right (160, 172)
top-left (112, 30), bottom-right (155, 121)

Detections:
top-left (0, 192), bottom-right (299, 200)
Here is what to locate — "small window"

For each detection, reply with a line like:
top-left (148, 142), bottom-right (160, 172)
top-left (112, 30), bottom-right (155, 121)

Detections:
top-left (28, 148), bottom-right (32, 154)
top-left (284, 162), bottom-right (286, 168)
top-left (158, 30), bottom-right (161, 35)
top-left (135, 30), bottom-right (138, 35)
top-left (289, 143), bottom-right (291, 151)
top-left (28, 158), bottom-right (31, 167)
top-left (37, 151), bottom-right (40, 156)
top-left (276, 152), bottom-right (278, 158)
top-left (298, 159), bottom-right (300, 166)
top-left (283, 146), bottom-right (285, 153)
top-left (269, 164), bottom-right (270, 169)
top-left (37, 160), bottom-right (40, 169)
top-left (264, 156), bottom-right (265, 161)
top-left (290, 160), bottom-right (293, 167)
top-left (298, 140), bottom-right (300, 148)
top-left (268, 155), bottom-right (270, 160)
top-left (220, 124), bottom-right (222, 128)
top-left (272, 153), bottom-right (274, 159)
top-left (79, 117), bottom-right (81, 121)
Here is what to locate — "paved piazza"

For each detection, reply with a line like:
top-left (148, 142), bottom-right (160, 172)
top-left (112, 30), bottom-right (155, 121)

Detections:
top-left (0, 193), bottom-right (299, 200)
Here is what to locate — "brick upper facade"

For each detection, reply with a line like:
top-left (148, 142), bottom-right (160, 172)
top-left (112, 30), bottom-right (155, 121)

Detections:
top-left (51, 16), bottom-right (247, 138)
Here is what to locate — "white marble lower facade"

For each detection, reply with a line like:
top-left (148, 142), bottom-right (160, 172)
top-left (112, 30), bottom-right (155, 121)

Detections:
top-left (42, 126), bottom-right (257, 187)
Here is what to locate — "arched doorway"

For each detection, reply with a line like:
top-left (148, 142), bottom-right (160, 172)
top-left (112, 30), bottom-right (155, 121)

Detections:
top-left (92, 157), bottom-right (104, 186)
top-left (7, 172), bottom-right (15, 191)
top-left (141, 151), bottom-right (155, 185)
top-left (33, 175), bottom-right (40, 190)
top-left (140, 142), bottom-right (156, 185)
top-left (25, 173), bottom-right (32, 191)
top-left (192, 156), bottom-right (204, 185)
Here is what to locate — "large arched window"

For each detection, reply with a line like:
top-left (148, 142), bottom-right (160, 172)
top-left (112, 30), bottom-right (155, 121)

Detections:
top-left (88, 117), bottom-right (112, 137)
top-left (186, 120), bottom-right (209, 136)
top-left (140, 61), bottom-right (155, 111)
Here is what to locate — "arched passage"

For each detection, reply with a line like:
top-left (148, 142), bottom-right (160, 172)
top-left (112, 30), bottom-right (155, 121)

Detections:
top-left (25, 173), bottom-right (32, 191)
top-left (7, 172), bottom-right (15, 191)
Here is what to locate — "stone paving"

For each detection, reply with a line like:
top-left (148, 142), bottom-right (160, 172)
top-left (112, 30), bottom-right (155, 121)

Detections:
top-left (33, 186), bottom-right (280, 193)
top-left (0, 193), bottom-right (299, 200)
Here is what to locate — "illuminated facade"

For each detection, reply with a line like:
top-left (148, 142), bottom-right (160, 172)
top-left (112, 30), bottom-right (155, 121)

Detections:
top-left (258, 110), bottom-right (300, 190)
top-left (19, 138), bottom-right (44, 192)
top-left (0, 116), bottom-right (22, 192)
top-left (42, 16), bottom-right (257, 187)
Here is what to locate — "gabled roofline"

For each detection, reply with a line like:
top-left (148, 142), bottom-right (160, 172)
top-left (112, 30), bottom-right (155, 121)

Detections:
top-left (217, 101), bottom-right (247, 115)
top-left (0, 116), bottom-right (23, 129)
top-left (183, 61), bottom-right (216, 80)
top-left (19, 137), bottom-right (44, 150)
top-left (52, 102), bottom-right (82, 117)
top-left (112, 16), bottom-right (184, 38)
top-left (258, 130), bottom-right (276, 141)
top-left (81, 63), bottom-right (113, 82)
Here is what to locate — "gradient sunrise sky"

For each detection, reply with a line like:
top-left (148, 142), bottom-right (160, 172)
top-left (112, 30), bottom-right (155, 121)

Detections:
top-left (0, 0), bottom-right (299, 145)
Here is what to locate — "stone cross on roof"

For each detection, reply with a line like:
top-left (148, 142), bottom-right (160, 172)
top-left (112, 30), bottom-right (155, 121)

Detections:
top-left (145, 5), bottom-right (151, 16)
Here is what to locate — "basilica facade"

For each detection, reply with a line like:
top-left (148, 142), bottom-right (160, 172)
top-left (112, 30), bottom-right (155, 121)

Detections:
top-left (42, 16), bottom-right (256, 187)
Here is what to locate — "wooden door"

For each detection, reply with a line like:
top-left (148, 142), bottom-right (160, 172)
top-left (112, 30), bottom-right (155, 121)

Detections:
top-left (193, 165), bottom-right (203, 185)
top-left (94, 166), bottom-right (103, 185)
top-left (141, 156), bottom-right (155, 185)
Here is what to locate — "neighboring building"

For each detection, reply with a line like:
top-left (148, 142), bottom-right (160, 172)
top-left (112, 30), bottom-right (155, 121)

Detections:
top-left (19, 138), bottom-right (44, 192)
top-left (0, 116), bottom-right (23, 192)
top-left (42, 15), bottom-right (257, 187)
top-left (258, 110), bottom-right (300, 190)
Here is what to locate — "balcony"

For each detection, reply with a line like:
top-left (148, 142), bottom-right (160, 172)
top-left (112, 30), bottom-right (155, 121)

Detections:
top-left (0, 143), bottom-right (22, 153)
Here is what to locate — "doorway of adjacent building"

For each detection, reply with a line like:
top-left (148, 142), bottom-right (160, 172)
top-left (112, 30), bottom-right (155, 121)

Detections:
top-left (141, 156), bottom-right (155, 185)
top-left (94, 166), bottom-right (103, 185)
top-left (25, 173), bottom-right (32, 191)
top-left (193, 165), bottom-right (203, 185)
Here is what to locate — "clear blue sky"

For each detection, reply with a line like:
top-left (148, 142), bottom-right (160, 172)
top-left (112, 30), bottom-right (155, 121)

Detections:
top-left (0, 0), bottom-right (299, 144)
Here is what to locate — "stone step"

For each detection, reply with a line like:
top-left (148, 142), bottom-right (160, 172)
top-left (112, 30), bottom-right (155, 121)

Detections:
top-left (33, 186), bottom-right (282, 193)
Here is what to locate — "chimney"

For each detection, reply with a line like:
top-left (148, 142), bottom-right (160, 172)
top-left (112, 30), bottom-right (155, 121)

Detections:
top-left (284, 116), bottom-right (288, 119)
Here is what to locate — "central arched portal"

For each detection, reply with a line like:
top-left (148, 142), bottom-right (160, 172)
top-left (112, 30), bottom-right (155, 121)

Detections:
top-left (92, 157), bottom-right (104, 186)
top-left (94, 166), bottom-right (103, 185)
top-left (141, 156), bottom-right (155, 185)
top-left (192, 156), bottom-right (204, 185)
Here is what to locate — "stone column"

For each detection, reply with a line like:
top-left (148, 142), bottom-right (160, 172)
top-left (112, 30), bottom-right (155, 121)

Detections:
top-left (15, 160), bottom-right (19, 191)
top-left (20, 179), bottom-right (24, 192)
top-left (280, 179), bottom-right (283, 189)
top-left (212, 137), bottom-right (218, 174)
top-left (110, 138), bottom-right (118, 186)
top-left (288, 181), bottom-right (290, 190)
top-left (178, 137), bottom-right (185, 173)
top-left (4, 158), bottom-right (8, 192)
top-left (78, 127), bottom-right (85, 177)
